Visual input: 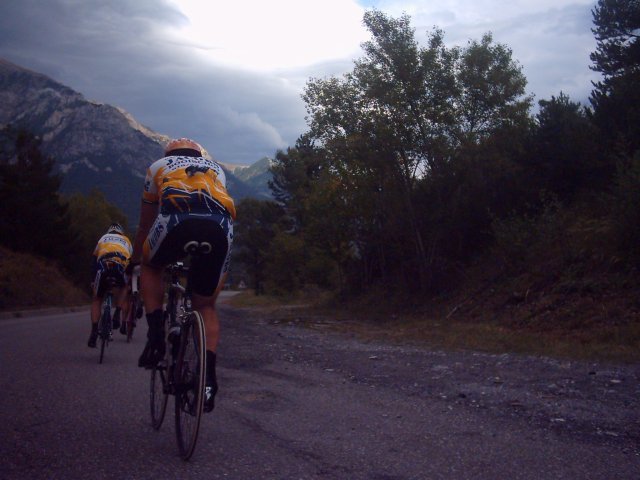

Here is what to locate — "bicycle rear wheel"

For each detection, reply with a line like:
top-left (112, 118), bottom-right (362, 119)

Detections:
top-left (150, 362), bottom-right (169, 430)
top-left (98, 304), bottom-right (111, 364)
top-left (174, 311), bottom-right (206, 460)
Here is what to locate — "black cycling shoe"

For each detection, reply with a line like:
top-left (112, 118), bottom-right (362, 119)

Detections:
top-left (112, 310), bottom-right (121, 330)
top-left (138, 343), bottom-right (151, 368)
top-left (88, 324), bottom-right (98, 348)
top-left (204, 383), bottom-right (217, 412)
top-left (138, 341), bottom-right (165, 369)
top-left (204, 351), bottom-right (218, 412)
top-left (138, 309), bottom-right (165, 368)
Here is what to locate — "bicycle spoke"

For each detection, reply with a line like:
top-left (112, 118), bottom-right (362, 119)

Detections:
top-left (150, 306), bottom-right (169, 430)
top-left (150, 364), bottom-right (169, 430)
top-left (174, 312), bottom-right (206, 460)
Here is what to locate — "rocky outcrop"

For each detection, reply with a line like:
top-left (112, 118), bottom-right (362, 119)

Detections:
top-left (0, 58), bottom-right (269, 223)
top-left (0, 58), bottom-right (164, 178)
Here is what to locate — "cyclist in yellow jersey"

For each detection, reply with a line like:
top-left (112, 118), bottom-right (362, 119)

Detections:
top-left (130, 138), bottom-right (235, 412)
top-left (88, 223), bottom-right (132, 347)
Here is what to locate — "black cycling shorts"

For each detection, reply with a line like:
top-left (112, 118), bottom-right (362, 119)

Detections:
top-left (94, 258), bottom-right (126, 297)
top-left (144, 213), bottom-right (233, 297)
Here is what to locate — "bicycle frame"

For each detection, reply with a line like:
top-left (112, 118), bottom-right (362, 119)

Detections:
top-left (149, 260), bottom-right (207, 460)
top-left (168, 264), bottom-right (190, 321)
top-left (98, 289), bottom-right (114, 364)
top-left (124, 266), bottom-right (141, 342)
top-left (163, 262), bottom-right (193, 394)
top-left (102, 291), bottom-right (113, 317)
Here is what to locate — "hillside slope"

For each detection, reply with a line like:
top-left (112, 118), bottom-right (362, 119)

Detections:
top-left (0, 59), bottom-right (164, 223)
top-left (0, 58), bottom-right (270, 224)
top-left (0, 247), bottom-right (88, 310)
top-left (232, 156), bottom-right (274, 198)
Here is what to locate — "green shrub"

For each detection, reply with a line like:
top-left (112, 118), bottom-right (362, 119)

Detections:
top-left (491, 194), bottom-right (566, 268)
top-left (608, 151), bottom-right (640, 266)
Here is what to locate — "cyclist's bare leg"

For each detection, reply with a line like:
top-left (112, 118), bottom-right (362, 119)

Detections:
top-left (193, 275), bottom-right (225, 411)
top-left (140, 263), bottom-right (164, 313)
top-left (192, 293), bottom-right (219, 352)
top-left (109, 285), bottom-right (126, 331)
top-left (115, 285), bottom-right (128, 311)
top-left (137, 263), bottom-right (166, 367)
top-left (90, 296), bottom-right (101, 325)
top-left (87, 294), bottom-right (102, 347)
top-left (121, 289), bottom-right (131, 325)
top-left (192, 272), bottom-right (227, 351)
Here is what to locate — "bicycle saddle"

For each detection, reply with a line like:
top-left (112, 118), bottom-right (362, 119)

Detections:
top-left (183, 240), bottom-right (212, 255)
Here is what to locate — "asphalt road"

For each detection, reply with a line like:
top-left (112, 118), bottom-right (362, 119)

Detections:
top-left (0, 304), bottom-right (638, 479)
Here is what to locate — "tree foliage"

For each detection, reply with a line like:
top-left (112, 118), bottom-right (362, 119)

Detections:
top-left (589, 0), bottom-right (640, 155)
top-left (233, 198), bottom-right (287, 294)
top-left (608, 151), bottom-right (640, 263)
top-left (0, 127), bottom-right (76, 260)
top-left (590, 0), bottom-right (640, 79)
top-left (64, 189), bottom-right (129, 285)
top-left (528, 93), bottom-right (602, 201)
top-left (294, 10), bottom-right (532, 292)
top-left (0, 126), bottom-right (129, 290)
top-left (213, 8), bottom-right (640, 300)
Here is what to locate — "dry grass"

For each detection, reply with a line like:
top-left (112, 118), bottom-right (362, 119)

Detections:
top-left (226, 286), bottom-right (640, 364)
top-left (224, 288), bottom-right (333, 310)
top-left (0, 247), bottom-right (89, 310)
top-left (339, 314), bottom-right (640, 363)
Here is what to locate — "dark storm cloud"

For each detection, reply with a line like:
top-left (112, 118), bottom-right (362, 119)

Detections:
top-left (0, 0), bottom-right (601, 163)
top-left (0, 0), bottom-right (306, 164)
top-left (0, 0), bottom-right (184, 80)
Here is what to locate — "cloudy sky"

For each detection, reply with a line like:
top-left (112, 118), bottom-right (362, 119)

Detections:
top-left (0, 0), bottom-right (599, 165)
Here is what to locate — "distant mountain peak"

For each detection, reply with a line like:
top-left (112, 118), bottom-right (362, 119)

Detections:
top-left (219, 161), bottom-right (250, 172)
top-left (115, 107), bottom-right (169, 145)
top-left (233, 156), bottom-right (273, 181)
top-left (0, 58), bottom-right (272, 223)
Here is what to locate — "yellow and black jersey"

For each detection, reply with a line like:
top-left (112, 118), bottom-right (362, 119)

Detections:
top-left (143, 155), bottom-right (236, 219)
top-left (93, 233), bottom-right (132, 267)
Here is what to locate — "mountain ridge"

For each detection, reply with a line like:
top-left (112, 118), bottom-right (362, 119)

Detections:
top-left (0, 58), bottom-right (273, 224)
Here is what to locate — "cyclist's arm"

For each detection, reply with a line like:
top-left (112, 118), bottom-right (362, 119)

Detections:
top-left (131, 200), bottom-right (158, 265)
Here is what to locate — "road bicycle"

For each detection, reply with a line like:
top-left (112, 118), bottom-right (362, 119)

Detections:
top-left (149, 260), bottom-right (207, 460)
top-left (122, 265), bottom-right (143, 342)
top-left (97, 276), bottom-right (117, 364)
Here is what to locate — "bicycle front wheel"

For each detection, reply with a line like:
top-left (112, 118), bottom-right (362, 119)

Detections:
top-left (174, 311), bottom-right (206, 460)
top-left (150, 362), bottom-right (169, 430)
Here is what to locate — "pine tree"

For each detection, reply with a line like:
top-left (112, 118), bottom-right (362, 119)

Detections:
top-left (0, 127), bottom-right (75, 260)
top-left (589, 0), bottom-right (640, 155)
